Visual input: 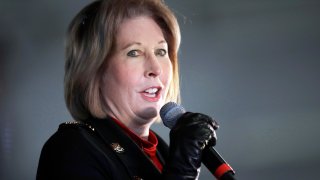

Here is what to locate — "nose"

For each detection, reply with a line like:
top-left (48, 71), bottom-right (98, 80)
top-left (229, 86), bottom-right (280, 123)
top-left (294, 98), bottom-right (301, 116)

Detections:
top-left (144, 54), bottom-right (162, 78)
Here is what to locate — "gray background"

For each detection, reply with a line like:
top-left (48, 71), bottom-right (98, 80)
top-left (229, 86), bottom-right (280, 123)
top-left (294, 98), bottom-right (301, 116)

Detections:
top-left (1, 0), bottom-right (319, 179)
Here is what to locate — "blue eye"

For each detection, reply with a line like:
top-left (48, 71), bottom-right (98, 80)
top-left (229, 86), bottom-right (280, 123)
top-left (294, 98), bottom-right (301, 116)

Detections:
top-left (127, 50), bottom-right (140, 57)
top-left (155, 49), bottom-right (167, 57)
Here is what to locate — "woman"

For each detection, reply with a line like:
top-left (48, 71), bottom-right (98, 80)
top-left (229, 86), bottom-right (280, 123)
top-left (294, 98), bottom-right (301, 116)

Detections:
top-left (37, 0), bottom-right (218, 179)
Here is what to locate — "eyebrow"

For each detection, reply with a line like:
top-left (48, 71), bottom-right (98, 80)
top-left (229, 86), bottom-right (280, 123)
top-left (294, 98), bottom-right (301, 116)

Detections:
top-left (120, 40), bottom-right (167, 50)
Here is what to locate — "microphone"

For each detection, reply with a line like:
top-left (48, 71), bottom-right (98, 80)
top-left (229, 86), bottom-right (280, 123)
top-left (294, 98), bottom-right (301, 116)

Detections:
top-left (160, 102), bottom-right (236, 180)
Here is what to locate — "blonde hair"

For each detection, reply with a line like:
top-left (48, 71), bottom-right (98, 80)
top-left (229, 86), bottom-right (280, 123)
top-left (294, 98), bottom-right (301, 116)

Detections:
top-left (65, 0), bottom-right (181, 121)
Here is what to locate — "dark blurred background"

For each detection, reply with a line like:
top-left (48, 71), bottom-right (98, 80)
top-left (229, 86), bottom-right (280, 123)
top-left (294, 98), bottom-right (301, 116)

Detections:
top-left (1, 0), bottom-right (319, 179)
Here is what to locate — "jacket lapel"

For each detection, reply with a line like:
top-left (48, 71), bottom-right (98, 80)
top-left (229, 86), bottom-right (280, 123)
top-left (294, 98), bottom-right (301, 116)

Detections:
top-left (89, 117), bottom-right (163, 179)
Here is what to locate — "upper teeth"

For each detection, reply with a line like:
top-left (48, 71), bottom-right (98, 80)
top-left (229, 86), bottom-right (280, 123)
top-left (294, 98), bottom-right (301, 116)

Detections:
top-left (145, 88), bottom-right (158, 94)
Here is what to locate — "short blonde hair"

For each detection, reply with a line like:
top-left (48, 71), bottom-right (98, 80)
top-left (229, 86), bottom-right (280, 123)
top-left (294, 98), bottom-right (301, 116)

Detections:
top-left (65, 0), bottom-right (181, 121)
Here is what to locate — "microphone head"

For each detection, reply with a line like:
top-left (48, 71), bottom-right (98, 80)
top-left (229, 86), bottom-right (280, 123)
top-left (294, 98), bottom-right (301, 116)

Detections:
top-left (160, 102), bottom-right (186, 129)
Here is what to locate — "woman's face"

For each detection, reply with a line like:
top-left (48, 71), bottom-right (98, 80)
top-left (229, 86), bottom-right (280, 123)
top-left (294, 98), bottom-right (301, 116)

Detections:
top-left (101, 16), bottom-right (172, 128)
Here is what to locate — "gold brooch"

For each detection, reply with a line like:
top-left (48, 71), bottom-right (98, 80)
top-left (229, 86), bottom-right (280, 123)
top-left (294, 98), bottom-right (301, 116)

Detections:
top-left (110, 143), bottom-right (125, 153)
top-left (133, 176), bottom-right (143, 180)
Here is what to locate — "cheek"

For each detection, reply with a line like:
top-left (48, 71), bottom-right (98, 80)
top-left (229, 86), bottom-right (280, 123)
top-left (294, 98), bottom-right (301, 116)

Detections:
top-left (102, 65), bottom-right (130, 96)
top-left (108, 63), bottom-right (132, 85)
top-left (106, 57), bottom-right (144, 91)
top-left (113, 67), bottom-right (143, 96)
top-left (161, 60), bottom-right (173, 85)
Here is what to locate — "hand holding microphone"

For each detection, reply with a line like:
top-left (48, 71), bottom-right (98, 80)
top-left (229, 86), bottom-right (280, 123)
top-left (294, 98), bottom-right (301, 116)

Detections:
top-left (161, 102), bottom-right (236, 180)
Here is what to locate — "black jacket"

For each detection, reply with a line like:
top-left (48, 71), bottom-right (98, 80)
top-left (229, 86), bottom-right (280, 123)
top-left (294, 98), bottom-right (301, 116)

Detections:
top-left (36, 117), bottom-right (169, 180)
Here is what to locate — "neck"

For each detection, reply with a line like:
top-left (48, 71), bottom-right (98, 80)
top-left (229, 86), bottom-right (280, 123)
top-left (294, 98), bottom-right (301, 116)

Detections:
top-left (110, 115), bottom-right (152, 139)
top-left (126, 122), bottom-right (150, 140)
top-left (106, 111), bottom-right (155, 139)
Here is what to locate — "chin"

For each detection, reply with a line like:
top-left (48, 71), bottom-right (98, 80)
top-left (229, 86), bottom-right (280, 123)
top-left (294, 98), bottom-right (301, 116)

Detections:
top-left (137, 107), bottom-right (159, 121)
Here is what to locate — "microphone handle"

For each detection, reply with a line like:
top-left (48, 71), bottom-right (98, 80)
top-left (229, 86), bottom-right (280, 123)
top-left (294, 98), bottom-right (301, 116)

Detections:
top-left (202, 147), bottom-right (236, 180)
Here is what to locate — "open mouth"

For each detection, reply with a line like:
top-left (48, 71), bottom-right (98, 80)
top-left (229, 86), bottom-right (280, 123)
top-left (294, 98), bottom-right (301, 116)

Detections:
top-left (143, 87), bottom-right (160, 98)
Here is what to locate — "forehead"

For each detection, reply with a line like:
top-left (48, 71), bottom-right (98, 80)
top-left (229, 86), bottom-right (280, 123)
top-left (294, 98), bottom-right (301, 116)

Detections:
top-left (115, 16), bottom-right (166, 46)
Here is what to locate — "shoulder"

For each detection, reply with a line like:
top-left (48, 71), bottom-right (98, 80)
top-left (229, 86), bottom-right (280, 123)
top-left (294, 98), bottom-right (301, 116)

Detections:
top-left (40, 122), bottom-right (95, 156)
top-left (37, 122), bottom-right (114, 179)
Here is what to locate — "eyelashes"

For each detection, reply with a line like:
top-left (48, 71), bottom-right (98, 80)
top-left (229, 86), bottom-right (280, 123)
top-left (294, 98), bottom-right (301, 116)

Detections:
top-left (127, 49), bottom-right (167, 58)
top-left (127, 50), bottom-right (141, 57)
top-left (155, 49), bottom-right (167, 56)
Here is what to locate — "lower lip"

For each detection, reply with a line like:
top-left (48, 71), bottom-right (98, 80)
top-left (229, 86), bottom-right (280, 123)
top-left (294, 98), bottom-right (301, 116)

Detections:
top-left (140, 92), bottom-right (161, 102)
